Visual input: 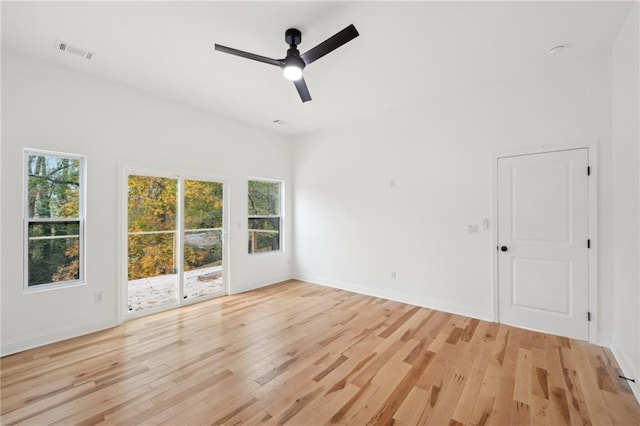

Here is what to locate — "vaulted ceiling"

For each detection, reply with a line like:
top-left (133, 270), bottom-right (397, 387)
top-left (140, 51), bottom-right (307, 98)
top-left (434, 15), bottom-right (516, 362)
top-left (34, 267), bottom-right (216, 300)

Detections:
top-left (1, 1), bottom-right (633, 135)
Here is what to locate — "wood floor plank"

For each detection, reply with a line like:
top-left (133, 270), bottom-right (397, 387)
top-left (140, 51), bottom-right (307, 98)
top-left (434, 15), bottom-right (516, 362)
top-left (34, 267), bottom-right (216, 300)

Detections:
top-left (513, 347), bottom-right (532, 405)
top-left (449, 322), bottom-right (493, 424)
top-left (393, 385), bottom-right (431, 425)
top-left (485, 325), bottom-right (521, 425)
top-left (1, 279), bottom-right (639, 425)
top-left (425, 331), bottom-right (485, 425)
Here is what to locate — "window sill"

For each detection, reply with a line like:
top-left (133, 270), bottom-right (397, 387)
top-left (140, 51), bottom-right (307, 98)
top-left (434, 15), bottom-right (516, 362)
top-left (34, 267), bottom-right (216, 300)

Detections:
top-left (248, 250), bottom-right (285, 258)
top-left (23, 280), bottom-right (86, 294)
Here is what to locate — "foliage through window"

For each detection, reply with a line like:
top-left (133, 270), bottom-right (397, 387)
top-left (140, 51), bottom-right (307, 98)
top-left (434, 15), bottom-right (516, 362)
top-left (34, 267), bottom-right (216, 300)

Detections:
top-left (127, 176), bottom-right (178, 280)
top-left (126, 173), bottom-right (225, 312)
top-left (25, 150), bottom-right (84, 288)
top-left (127, 176), bottom-right (224, 280)
top-left (248, 179), bottom-right (282, 254)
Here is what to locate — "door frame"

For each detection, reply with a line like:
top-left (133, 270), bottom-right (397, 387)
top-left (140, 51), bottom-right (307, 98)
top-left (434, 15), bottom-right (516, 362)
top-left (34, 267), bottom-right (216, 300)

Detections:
top-left (117, 163), bottom-right (231, 323)
top-left (492, 142), bottom-right (598, 343)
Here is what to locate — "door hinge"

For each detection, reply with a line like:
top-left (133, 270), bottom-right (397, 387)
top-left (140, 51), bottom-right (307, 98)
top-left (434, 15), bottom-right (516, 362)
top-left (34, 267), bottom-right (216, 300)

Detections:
top-left (587, 166), bottom-right (591, 176)
top-left (588, 311), bottom-right (591, 321)
top-left (587, 239), bottom-right (591, 249)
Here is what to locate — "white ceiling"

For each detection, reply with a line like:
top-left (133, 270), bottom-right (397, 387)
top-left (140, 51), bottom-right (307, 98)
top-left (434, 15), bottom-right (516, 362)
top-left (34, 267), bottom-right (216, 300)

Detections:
top-left (1, 1), bottom-right (633, 136)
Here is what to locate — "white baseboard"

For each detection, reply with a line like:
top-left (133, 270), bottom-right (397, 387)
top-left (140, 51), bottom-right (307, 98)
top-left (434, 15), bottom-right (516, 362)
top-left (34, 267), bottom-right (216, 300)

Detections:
top-left (230, 274), bottom-right (293, 295)
top-left (610, 343), bottom-right (640, 403)
top-left (1, 317), bottom-right (118, 357)
top-left (294, 274), bottom-right (493, 322)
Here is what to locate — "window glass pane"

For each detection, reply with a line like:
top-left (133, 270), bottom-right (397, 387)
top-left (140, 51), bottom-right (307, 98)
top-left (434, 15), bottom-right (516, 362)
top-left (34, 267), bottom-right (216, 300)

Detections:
top-left (183, 179), bottom-right (224, 299)
top-left (127, 175), bottom-right (178, 282)
top-left (29, 221), bottom-right (80, 238)
top-left (184, 180), bottom-right (223, 230)
top-left (248, 180), bottom-right (280, 216)
top-left (127, 175), bottom-right (179, 312)
top-left (184, 230), bottom-right (222, 271)
top-left (27, 154), bottom-right (80, 219)
top-left (128, 176), bottom-right (177, 232)
top-left (184, 180), bottom-right (223, 271)
top-left (28, 221), bottom-right (80, 286)
top-left (127, 233), bottom-right (176, 280)
top-left (127, 233), bottom-right (178, 311)
top-left (248, 217), bottom-right (280, 253)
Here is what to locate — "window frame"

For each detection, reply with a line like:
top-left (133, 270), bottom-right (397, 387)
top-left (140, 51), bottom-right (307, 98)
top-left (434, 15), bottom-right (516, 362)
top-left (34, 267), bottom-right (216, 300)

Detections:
top-left (247, 177), bottom-right (284, 255)
top-left (23, 148), bottom-right (87, 292)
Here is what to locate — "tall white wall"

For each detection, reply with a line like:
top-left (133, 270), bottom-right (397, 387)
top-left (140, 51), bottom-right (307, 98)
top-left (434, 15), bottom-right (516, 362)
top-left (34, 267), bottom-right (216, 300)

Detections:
top-left (1, 50), bottom-right (293, 355)
top-left (611, 3), bottom-right (640, 398)
top-left (293, 50), bottom-right (614, 340)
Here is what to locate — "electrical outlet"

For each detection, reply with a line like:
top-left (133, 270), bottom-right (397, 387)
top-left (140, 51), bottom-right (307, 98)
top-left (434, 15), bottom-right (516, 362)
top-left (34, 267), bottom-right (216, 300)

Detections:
top-left (94, 291), bottom-right (103, 303)
top-left (390, 271), bottom-right (396, 280)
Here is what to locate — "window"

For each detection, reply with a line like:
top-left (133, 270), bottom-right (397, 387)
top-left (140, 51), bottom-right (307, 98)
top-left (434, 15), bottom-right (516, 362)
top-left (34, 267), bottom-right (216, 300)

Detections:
top-left (24, 150), bottom-right (85, 289)
top-left (248, 179), bottom-right (282, 254)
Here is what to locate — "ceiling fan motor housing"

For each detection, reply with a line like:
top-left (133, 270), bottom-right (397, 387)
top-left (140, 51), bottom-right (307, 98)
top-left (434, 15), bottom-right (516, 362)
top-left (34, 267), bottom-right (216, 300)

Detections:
top-left (284, 29), bottom-right (305, 70)
top-left (285, 28), bottom-right (302, 47)
top-left (284, 55), bottom-right (305, 71)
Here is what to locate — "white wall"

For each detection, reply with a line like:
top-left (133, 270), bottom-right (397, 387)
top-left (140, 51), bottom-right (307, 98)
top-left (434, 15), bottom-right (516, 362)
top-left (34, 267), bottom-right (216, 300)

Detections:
top-left (611, 3), bottom-right (640, 399)
top-left (293, 50), bottom-right (614, 339)
top-left (1, 50), bottom-right (293, 355)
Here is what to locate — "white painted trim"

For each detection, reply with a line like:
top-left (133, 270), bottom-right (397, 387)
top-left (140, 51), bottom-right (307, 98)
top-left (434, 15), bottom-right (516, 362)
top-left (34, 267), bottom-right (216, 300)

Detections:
top-left (492, 141), bottom-right (599, 343)
top-left (0, 317), bottom-right (118, 357)
top-left (491, 155), bottom-right (499, 323)
top-left (177, 179), bottom-right (185, 301)
top-left (22, 148), bottom-right (87, 291)
top-left (610, 343), bottom-right (640, 403)
top-left (493, 141), bottom-right (598, 159)
top-left (117, 164), bottom-right (127, 324)
top-left (295, 274), bottom-right (493, 322)
top-left (586, 142), bottom-right (599, 345)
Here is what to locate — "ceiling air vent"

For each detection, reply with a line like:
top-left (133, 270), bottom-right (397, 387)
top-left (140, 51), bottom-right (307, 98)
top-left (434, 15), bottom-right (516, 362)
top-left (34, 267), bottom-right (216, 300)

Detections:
top-left (58, 41), bottom-right (94, 60)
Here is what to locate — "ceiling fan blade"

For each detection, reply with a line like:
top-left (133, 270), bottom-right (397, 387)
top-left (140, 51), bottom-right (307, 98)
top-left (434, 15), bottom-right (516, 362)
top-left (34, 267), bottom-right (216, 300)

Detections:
top-left (294, 77), bottom-right (312, 102)
top-left (214, 44), bottom-right (283, 67)
top-left (301, 24), bottom-right (359, 65)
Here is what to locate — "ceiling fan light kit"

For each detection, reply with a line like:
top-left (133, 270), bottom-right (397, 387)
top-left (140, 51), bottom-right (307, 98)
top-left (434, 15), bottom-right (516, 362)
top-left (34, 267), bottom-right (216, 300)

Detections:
top-left (283, 59), bottom-right (305, 81)
top-left (214, 24), bottom-right (359, 102)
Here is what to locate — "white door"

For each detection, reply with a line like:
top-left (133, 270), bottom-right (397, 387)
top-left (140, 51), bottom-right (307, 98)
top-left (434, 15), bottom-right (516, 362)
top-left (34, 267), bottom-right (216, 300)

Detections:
top-left (497, 148), bottom-right (590, 340)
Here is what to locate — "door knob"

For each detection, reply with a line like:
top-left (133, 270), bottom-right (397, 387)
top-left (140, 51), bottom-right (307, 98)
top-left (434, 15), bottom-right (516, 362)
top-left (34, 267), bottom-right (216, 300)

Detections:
top-left (500, 246), bottom-right (508, 252)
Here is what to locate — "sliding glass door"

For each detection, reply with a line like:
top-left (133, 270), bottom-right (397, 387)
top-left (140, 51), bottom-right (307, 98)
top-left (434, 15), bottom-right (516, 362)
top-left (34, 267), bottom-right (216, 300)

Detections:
top-left (126, 173), bottom-right (226, 315)
top-left (183, 179), bottom-right (224, 300)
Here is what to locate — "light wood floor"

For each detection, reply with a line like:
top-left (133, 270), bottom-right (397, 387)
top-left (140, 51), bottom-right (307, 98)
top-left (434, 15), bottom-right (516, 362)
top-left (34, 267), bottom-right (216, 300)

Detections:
top-left (1, 280), bottom-right (639, 425)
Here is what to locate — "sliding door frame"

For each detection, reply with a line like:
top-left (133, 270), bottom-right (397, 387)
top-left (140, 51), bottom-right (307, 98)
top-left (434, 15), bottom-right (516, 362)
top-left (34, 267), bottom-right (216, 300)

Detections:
top-left (117, 164), bottom-right (230, 322)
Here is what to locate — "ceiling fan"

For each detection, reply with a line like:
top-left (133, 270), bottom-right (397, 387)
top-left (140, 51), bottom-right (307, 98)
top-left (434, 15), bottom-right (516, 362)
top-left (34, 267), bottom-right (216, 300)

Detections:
top-left (214, 24), bottom-right (359, 103)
